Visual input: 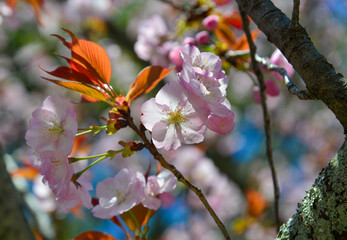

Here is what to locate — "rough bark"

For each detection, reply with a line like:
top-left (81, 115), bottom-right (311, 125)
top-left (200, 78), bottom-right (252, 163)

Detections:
top-left (0, 150), bottom-right (36, 240)
top-left (234, 0), bottom-right (347, 239)
top-left (276, 140), bottom-right (347, 239)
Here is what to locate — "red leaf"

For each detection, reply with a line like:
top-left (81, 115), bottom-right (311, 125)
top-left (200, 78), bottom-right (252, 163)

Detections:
top-left (214, 22), bottom-right (236, 50)
top-left (125, 66), bottom-right (173, 103)
top-left (224, 10), bottom-right (243, 29)
top-left (63, 28), bottom-right (112, 84)
top-left (233, 29), bottom-right (260, 50)
top-left (73, 231), bottom-right (117, 240)
top-left (42, 78), bottom-right (109, 102)
top-left (42, 29), bottom-right (115, 102)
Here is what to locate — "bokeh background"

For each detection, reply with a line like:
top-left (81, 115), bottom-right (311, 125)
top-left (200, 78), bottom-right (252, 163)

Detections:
top-left (0, 0), bottom-right (345, 239)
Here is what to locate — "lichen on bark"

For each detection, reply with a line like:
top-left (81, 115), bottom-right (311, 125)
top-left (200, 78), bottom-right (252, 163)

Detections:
top-left (276, 139), bottom-right (347, 240)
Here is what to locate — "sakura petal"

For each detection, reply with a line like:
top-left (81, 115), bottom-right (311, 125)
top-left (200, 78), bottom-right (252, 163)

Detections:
top-left (155, 81), bottom-right (188, 107)
top-left (206, 111), bottom-right (235, 135)
top-left (141, 99), bottom-right (167, 131)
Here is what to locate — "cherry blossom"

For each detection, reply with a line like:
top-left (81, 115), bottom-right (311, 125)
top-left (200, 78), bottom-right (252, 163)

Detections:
top-left (92, 169), bottom-right (146, 219)
top-left (195, 31), bottom-right (210, 44)
top-left (39, 151), bottom-right (74, 198)
top-left (141, 81), bottom-right (206, 151)
top-left (270, 48), bottom-right (295, 79)
top-left (57, 174), bottom-right (93, 212)
top-left (134, 15), bottom-right (177, 67)
top-left (25, 95), bottom-right (78, 155)
top-left (203, 15), bottom-right (220, 31)
top-left (142, 170), bottom-right (177, 210)
top-left (178, 45), bottom-right (234, 134)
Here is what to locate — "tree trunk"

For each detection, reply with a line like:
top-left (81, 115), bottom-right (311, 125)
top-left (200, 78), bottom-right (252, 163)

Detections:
top-left (0, 149), bottom-right (36, 240)
top-left (235, 0), bottom-right (347, 238)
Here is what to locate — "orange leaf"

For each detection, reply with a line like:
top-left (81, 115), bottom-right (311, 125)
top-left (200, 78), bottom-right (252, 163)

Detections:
top-left (233, 29), bottom-right (260, 51)
top-left (125, 66), bottom-right (172, 103)
top-left (41, 66), bottom-right (94, 85)
top-left (224, 11), bottom-right (243, 29)
top-left (121, 204), bottom-right (155, 231)
top-left (11, 167), bottom-right (40, 181)
top-left (63, 28), bottom-right (112, 85)
top-left (73, 231), bottom-right (117, 240)
top-left (25, 0), bottom-right (44, 26)
top-left (246, 189), bottom-right (266, 218)
top-left (42, 29), bottom-right (116, 102)
top-left (214, 22), bottom-right (236, 50)
top-left (5, 0), bottom-right (18, 9)
top-left (42, 78), bottom-right (109, 102)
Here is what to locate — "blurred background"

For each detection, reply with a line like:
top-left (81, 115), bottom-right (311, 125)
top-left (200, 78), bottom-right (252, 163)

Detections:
top-left (0, 0), bottom-right (345, 239)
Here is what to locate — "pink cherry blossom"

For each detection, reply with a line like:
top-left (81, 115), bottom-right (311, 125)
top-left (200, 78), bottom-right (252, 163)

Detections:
top-left (270, 49), bottom-right (295, 79)
top-left (183, 37), bottom-right (196, 46)
top-left (179, 44), bottom-right (227, 88)
top-left (195, 31), bottom-right (210, 44)
top-left (206, 108), bottom-right (235, 135)
top-left (142, 170), bottom-right (177, 210)
top-left (169, 46), bottom-right (183, 70)
top-left (178, 45), bottom-right (234, 134)
top-left (134, 15), bottom-right (177, 67)
top-left (57, 174), bottom-right (93, 212)
top-left (39, 150), bottom-right (74, 198)
top-left (203, 15), bottom-right (220, 31)
top-left (25, 95), bottom-right (78, 155)
top-left (265, 79), bottom-right (280, 96)
top-left (92, 169), bottom-right (146, 219)
top-left (141, 81), bottom-right (207, 151)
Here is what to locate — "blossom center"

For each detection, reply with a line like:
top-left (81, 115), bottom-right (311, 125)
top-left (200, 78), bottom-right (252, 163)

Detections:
top-left (40, 118), bottom-right (64, 140)
top-left (168, 108), bottom-right (186, 126)
top-left (192, 57), bottom-right (212, 71)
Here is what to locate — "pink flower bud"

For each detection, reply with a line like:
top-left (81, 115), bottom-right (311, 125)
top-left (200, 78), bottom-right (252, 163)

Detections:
top-left (270, 49), bottom-right (295, 79)
top-left (195, 31), bottom-right (210, 44)
top-left (183, 37), bottom-right (196, 46)
top-left (203, 15), bottom-right (220, 31)
top-left (265, 79), bottom-right (280, 97)
top-left (213, 0), bottom-right (232, 6)
top-left (169, 46), bottom-right (183, 67)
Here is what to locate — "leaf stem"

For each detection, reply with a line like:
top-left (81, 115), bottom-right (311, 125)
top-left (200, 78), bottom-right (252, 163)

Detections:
top-left (69, 153), bottom-right (110, 163)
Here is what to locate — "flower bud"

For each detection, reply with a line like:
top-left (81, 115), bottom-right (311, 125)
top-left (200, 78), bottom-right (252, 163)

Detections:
top-left (195, 31), bottom-right (210, 44)
top-left (183, 37), bottom-right (196, 46)
top-left (203, 15), bottom-right (220, 31)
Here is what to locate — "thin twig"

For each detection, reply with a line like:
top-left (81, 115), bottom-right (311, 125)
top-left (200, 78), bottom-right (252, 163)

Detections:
top-left (255, 55), bottom-right (315, 100)
top-left (126, 116), bottom-right (231, 240)
top-left (292, 0), bottom-right (300, 27)
top-left (238, 7), bottom-right (281, 232)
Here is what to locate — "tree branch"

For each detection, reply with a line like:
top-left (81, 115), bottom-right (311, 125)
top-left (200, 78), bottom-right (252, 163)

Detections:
top-left (291, 0), bottom-right (300, 27)
top-left (235, 0), bottom-right (347, 132)
top-left (255, 55), bottom-right (314, 100)
top-left (239, 6), bottom-right (280, 232)
top-left (126, 116), bottom-right (231, 240)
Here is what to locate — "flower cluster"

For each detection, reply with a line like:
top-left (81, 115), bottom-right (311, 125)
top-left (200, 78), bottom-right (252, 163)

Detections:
top-left (93, 169), bottom-right (177, 219)
top-left (141, 45), bottom-right (234, 150)
top-left (25, 96), bottom-right (92, 212)
top-left (134, 15), bottom-right (177, 67)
